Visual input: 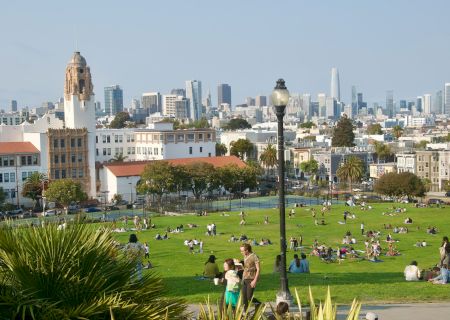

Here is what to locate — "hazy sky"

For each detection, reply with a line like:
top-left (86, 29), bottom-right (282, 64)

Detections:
top-left (1, 0), bottom-right (450, 109)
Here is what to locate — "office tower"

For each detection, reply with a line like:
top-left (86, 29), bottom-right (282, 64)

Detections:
top-left (445, 83), bottom-right (450, 115)
top-left (245, 97), bottom-right (255, 106)
top-left (104, 85), bottom-right (123, 116)
top-left (286, 94), bottom-right (300, 116)
top-left (171, 88), bottom-right (185, 97)
top-left (141, 92), bottom-right (161, 114)
top-left (399, 100), bottom-right (407, 110)
top-left (185, 80), bottom-right (202, 120)
top-left (434, 90), bottom-right (443, 114)
top-left (301, 94), bottom-right (311, 118)
top-left (10, 100), bottom-right (17, 112)
top-left (217, 84), bottom-right (231, 108)
top-left (386, 90), bottom-right (394, 118)
top-left (351, 86), bottom-right (357, 117)
top-left (255, 95), bottom-right (267, 107)
top-left (318, 93), bottom-right (326, 117)
top-left (163, 94), bottom-right (188, 118)
top-left (95, 101), bottom-right (101, 111)
top-left (130, 98), bottom-right (140, 110)
top-left (325, 97), bottom-right (336, 119)
top-left (423, 94), bottom-right (432, 114)
top-left (330, 67), bottom-right (340, 102)
top-left (416, 96), bottom-right (423, 113)
top-left (407, 101), bottom-right (415, 111)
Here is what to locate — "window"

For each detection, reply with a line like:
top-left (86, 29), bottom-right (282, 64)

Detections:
top-left (161, 148), bottom-right (163, 155)
top-left (127, 147), bottom-right (131, 155)
top-left (32, 155), bottom-right (38, 165)
top-left (200, 147), bottom-right (203, 153)
top-left (198, 134), bottom-right (203, 140)
top-left (102, 135), bottom-right (107, 143)
top-left (9, 157), bottom-right (14, 166)
top-left (118, 135), bottom-right (123, 143)
top-left (127, 135), bottom-right (131, 142)
top-left (106, 135), bottom-right (111, 143)
top-left (207, 133), bottom-right (211, 140)
top-left (55, 170), bottom-right (60, 179)
top-left (61, 154), bottom-right (66, 163)
top-left (54, 139), bottom-right (58, 148)
top-left (149, 147), bottom-right (152, 155)
top-left (96, 136), bottom-right (98, 143)
top-left (72, 153), bottom-right (76, 163)
top-left (103, 148), bottom-right (107, 156)
top-left (78, 154), bottom-right (83, 162)
top-left (10, 189), bottom-right (15, 199)
top-left (178, 134), bottom-right (184, 141)
top-left (0, 173), bottom-right (2, 182)
top-left (54, 155), bottom-right (59, 164)
top-left (78, 169), bottom-right (84, 178)
top-left (61, 169), bottom-right (66, 178)
top-left (189, 146), bottom-right (193, 155)
top-left (10, 172), bottom-right (15, 183)
top-left (2, 157), bottom-right (8, 167)
top-left (208, 153), bottom-right (211, 157)
top-left (72, 169), bottom-right (77, 178)
top-left (187, 134), bottom-right (195, 141)
top-left (78, 138), bottom-right (82, 147)
top-left (4, 173), bottom-right (9, 183)
top-left (71, 138), bottom-right (75, 148)
top-left (167, 134), bottom-right (174, 142)
top-left (137, 147), bottom-right (141, 154)
top-left (131, 135), bottom-right (135, 142)
top-left (132, 147), bottom-right (135, 155)
top-left (60, 139), bottom-right (65, 148)
top-left (115, 135), bottom-right (119, 143)
top-left (107, 148), bottom-right (111, 156)
top-left (115, 148), bottom-right (120, 155)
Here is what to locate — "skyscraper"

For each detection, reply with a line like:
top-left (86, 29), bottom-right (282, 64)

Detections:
top-left (351, 86), bottom-right (357, 117)
top-left (186, 80), bottom-right (202, 120)
top-left (445, 83), bottom-right (450, 115)
top-left (318, 93), bottom-right (326, 117)
top-left (104, 85), bottom-right (123, 116)
top-left (423, 94), bottom-right (432, 114)
top-left (10, 100), bottom-right (17, 112)
top-left (255, 95), bottom-right (267, 107)
top-left (171, 88), bottom-right (186, 97)
top-left (141, 92), bottom-right (161, 114)
top-left (217, 83), bottom-right (231, 108)
top-left (301, 94), bottom-right (311, 118)
top-left (330, 67), bottom-right (340, 102)
top-left (434, 90), bottom-right (443, 114)
top-left (416, 96), bottom-right (423, 113)
top-left (386, 90), bottom-right (394, 118)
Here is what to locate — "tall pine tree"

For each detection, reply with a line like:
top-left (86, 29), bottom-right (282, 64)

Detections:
top-left (332, 115), bottom-right (355, 147)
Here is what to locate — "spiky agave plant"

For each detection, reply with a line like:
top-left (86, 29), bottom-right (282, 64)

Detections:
top-left (0, 223), bottom-right (187, 319)
top-left (198, 295), bottom-right (266, 320)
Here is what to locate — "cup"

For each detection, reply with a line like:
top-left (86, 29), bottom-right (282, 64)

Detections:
top-left (213, 278), bottom-right (220, 285)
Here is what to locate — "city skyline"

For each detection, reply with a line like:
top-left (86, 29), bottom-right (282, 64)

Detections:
top-left (1, 1), bottom-right (450, 109)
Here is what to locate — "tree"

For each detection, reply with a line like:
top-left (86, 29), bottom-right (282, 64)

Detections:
top-left (373, 142), bottom-right (392, 163)
top-left (137, 161), bottom-right (177, 208)
top-left (109, 112), bottom-right (132, 129)
top-left (230, 138), bottom-right (254, 160)
top-left (392, 125), bottom-right (403, 139)
top-left (0, 223), bottom-right (186, 319)
top-left (223, 118), bottom-right (252, 130)
top-left (217, 164), bottom-right (257, 195)
top-left (111, 193), bottom-right (123, 205)
top-left (215, 143), bottom-right (228, 156)
top-left (44, 179), bottom-right (87, 214)
top-left (332, 115), bottom-right (355, 147)
top-left (300, 159), bottom-right (319, 179)
top-left (374, 172), bottom-right (426, 199)
top-left (415, 140), bottom-right (428, 149)
top-left (184, 162), bottom-right (219, 199)
top-left (374, 172), bottom-right (400, 197)
top-left (21, 172), bottom-right (47, 209)
top-left (367, 123), bottom-right (383, 135)
top-left (259, 144), bottom-right (277, 176)
top-left (300, 121), bottom-right (315, 129)
top-left (111, 153), bottom-right (128, 162)
top-left (336, 156), bottom-right (364, 191)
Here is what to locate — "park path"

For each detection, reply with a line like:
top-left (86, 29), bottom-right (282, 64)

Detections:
top-left (187, 302), bottom-right (450, 319)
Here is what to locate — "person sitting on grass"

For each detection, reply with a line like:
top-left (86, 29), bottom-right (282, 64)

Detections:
top-left (404, 261), bottom-right (421, 281)
top-left (428, 264), bottom-right (449, 284)
top-left (288, 254), bottom-right (301, 273)
top-left (203, 255), bottom-right (220, 278)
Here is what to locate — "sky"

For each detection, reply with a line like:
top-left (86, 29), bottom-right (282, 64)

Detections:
top-left (1, 0), bottom-right (450, 110)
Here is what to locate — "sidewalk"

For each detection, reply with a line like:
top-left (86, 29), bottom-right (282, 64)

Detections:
top-left (188, 302), bottom-right (450, 319)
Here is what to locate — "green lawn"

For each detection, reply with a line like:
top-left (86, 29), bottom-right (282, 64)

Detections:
top-left (110, 203), bottom-right (450, 304)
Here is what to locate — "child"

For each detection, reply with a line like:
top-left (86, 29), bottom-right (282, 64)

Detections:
top-left (223, 258), bottom-right (241, 307)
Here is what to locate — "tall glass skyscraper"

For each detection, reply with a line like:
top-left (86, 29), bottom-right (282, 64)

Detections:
top-left (104, 85), bottom-right (123, 116)
top-left (217, 83), bottom-right (231, 108)
top-left (330, 67), bottom-right (340, 102)
top-left (186, 80), bottom-right (202, 121)
top-left (386, 90), bottom-right (394, 118)
top-left (445, 83), bottom-right (450, 115)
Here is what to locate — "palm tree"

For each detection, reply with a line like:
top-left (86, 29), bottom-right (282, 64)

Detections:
top-left (21, 172), bottom-right (47, 209)
top-left (392, 125), bottom-right (404, 140)
top-left (336, 156), bottom-right (364, 192)
top-left (374, 141), bottom-right (392, 163)
top-left (259, 144), bottom-right (277, 176)
top-left (0, 223), bottom-right (186, 319)
top-left (111, 153), bottom-right (128, 162)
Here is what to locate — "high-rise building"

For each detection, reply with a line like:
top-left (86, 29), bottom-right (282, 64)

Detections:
top-left (185, 80), bottom-right (202, 120)
top-left (330, 67), bottom-right (340, 102)
top-left (445, 83), bottom-right (450, 115)
top-left (399, 100), bottom-right (407, 110)
top-left (325, 97), bottom-right (336, 119)
top-left (301, 94), bottom-right (311, 118)
top-left (10, 100), bottom-right (17, 112)
top-left (423, 94), bottom-right (432, 114)
top-left (245, 97), bottom-right (255, 106)
top-left (171, 88), bottom-right (185, 98)
top-left (130, 99), bottom-right (140, 110)
top-left (434, 90), bottom-right (443, 114)
top-left (386, 90), bottom-right (394, 117)
top-left (104, 85), bottom-right (123, 116)
top-left (217, 84), bottom-right (231, 108)
top-left (351, 86), bottom-right (357, 117)
top-left (162, 94), bottom-right (189, 118)
top-left (141, 92), bottom-right (161, 114)
top-left (416, 96), bottom-right (423, 113)
top-left (318, 93), bottom-right (326, 117)
top-left (255, 95), bottom-right (267, 107)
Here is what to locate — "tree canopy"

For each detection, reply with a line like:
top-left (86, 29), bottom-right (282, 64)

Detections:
top-left (336, 156), bottom-right (364, 190)
top-left (230, 139), bottom-right (255, 160)
top-left (392, 125), bottom-right (404, 139)
top-left (373, 142), bottom-right (392, 163)
top-left (299, 121), bottom-right (316, 129)
top-left (374, 172), bottom-right (425, 199)
top-left (300, 159), bottom-right (319, 177)
top-left (44, 179), bottom-right (87, 212)
top-left (332, 115), bottom-right (355, 147)
top-left (21, 172), bottom-right (47, 209)
top-left (259, 144), bottom-right (277, 175)
top-left (109, 112), bottom-right (132, 129)
top-left (367, 123), bottom-right (383, 135)
top-left (223, 118), bottom-right (252, 130)
top-left (215, 143), bottom-right (228, 156)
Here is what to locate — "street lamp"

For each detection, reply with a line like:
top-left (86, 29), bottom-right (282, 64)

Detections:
top-left (272, 78), bottom-right (292, 305)
top-left (128, 182), bottom-right (133, 204)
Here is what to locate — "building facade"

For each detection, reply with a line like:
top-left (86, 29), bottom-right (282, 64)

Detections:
top-left (104, 85), bottom-right (123, 116)
top-left (186, 80), bottom-right (202, 121)
top-left (217, 84), bottom-right (231, 108)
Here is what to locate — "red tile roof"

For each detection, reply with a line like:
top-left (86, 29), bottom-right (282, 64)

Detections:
top-left (0, 142), bottom-right (39, 155)
top-left (104, 156), bottom-right (246, 177)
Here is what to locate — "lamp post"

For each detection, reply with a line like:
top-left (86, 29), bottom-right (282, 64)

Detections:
top-left (272, 78), bottom-right (292, 305)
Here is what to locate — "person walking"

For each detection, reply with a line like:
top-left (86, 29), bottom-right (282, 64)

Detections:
top-left (144, 242), bottom-right (150, 259)
top-left (123, 234), bottom-right (145, 281)
top-left (240, 243), bottom-right (261, 310)
top-left (361, 222), bottom-right (365, 235)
